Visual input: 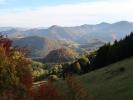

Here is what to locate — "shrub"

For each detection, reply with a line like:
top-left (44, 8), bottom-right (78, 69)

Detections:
top-left (33, 82), bottom-right (64, 100)
top-left (48, 75), bottom-right (59, 81)
top-left (71, 61), bottom-right (81, 74)
top-left (66, 76), bottom-right (90, 100)
top-left (78, 57), bottom-right (90, 73)
top-left (119, 67), bottom-right (126, 72)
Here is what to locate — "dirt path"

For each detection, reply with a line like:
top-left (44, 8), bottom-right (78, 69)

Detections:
top-left (32, 81), bottom-right (47, 88)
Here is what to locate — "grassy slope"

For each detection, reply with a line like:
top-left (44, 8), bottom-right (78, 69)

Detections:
top-left (77, 57), bottom-right (133, 100)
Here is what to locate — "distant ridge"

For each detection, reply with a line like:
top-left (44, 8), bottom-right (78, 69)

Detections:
top-left (12, 36), bottom-right (65, 58)
top-left (1, 21), bottom-right (133, 44)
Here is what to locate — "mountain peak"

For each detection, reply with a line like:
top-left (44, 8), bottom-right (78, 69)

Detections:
top-left (49, 25), bottom-right (61, 29)
top-left (113, 21), bottom-right (130, 25)
top-left (97, 22), bottom-right (110, 26)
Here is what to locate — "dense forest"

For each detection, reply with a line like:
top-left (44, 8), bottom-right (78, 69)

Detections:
top-left (91, 32), bottom-right (133, 69)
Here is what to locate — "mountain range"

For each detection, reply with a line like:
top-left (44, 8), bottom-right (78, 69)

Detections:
top-left (1, 21), bottom-right (133, 58)
top-left (1, 21), bottom-right (133, 43)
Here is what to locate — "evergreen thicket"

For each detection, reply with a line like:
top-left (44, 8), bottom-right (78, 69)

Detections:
top-left (91, 32), bottom-right (133, 69)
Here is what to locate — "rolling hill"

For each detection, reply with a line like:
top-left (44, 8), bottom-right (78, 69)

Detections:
top-left (43, 47), bottom-right (79, 63)
top-left (56, 57), bottom-right (133, 100)
top-left (12, 36), bottom-right (65, 58)
top-left (12, 36), bottom-right (104, 58)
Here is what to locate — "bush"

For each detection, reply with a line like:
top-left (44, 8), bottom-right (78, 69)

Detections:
top-left (48, 75), bottom-right (59, 81)
top-left (33, 82), bottom-right (65, 100)
top-left (78, 57), bottom-right (90, 73)
top-left (71, 61), bottom-right (81, 74)
top-left (78, 57), bottom-right (90, 66)
top-left (119, 67), bottom-right (126, 72)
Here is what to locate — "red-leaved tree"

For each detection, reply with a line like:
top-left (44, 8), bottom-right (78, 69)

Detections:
top-left (0, 35), bottom-right (65, 100)
top-left (0, 35), bottom-right (32, 100)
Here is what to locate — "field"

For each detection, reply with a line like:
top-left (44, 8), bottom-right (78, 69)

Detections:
top-left (56, 57), bottom-right (133, 100)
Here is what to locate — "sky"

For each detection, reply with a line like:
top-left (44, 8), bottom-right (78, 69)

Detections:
top-left (0, 0), bottom-right (133, 27)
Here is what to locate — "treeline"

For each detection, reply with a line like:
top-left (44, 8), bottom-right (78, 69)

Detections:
top-left (91, 32), bottom-right (133, 69)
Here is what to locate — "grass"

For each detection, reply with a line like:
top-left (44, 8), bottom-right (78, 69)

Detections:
top-left (56, 57), bottom-right (133, 100)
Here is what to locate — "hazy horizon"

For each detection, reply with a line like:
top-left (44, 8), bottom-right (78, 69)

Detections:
top-left (0, 20), bottom-right (132, 29)
top-left (0, 0), bottom-right (133, 27)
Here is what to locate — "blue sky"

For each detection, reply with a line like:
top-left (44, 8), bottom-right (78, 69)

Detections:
top-left (0, 0), bottom-right (133, 27)
top-left (0, 0), bottom-right (94, 9)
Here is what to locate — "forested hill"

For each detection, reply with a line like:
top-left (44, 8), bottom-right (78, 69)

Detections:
top-left (43, 48), bottom-right (79, 63)
top-left (91, 32), bottom-right (133, 70)
top-left (12, 36), bottom-right (65, 57)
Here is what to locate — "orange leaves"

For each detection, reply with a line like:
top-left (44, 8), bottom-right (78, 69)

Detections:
top-left (66, 76), bottom-right (91, 100)
top-left (0, 35), bottom-right (65, 100)
top-left (0, 36), bottom-right (12, 55)
top-left (31, 82), bottom-right (64, 100)
top-left (0, 36), bottom-right (33, 100)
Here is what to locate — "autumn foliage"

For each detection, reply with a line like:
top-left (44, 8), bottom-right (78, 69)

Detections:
top-left (31, 82), bottom-right (64, 100)
top-left (66, 74), bottom-right (90, 100)
top-left (0, 36), bottom-right (64, 100)
top-left (0, 35), bottom-right (33, 100)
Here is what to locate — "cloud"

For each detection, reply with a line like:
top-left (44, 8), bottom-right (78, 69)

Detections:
top-left (0, 0), bottom-right (133, 27)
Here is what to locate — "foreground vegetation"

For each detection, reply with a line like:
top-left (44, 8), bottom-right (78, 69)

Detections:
top-left (0, 36), bottom-right (64, 100)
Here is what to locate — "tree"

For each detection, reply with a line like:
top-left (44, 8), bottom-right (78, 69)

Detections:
top-left (92, 43), bottom-right (111, 69)
top-left (71, 61), bottom-right (81, 74)
top-left (0, 36), bottom-right (32, 100)
top-left (78, 57), bottom-right (90, 73)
